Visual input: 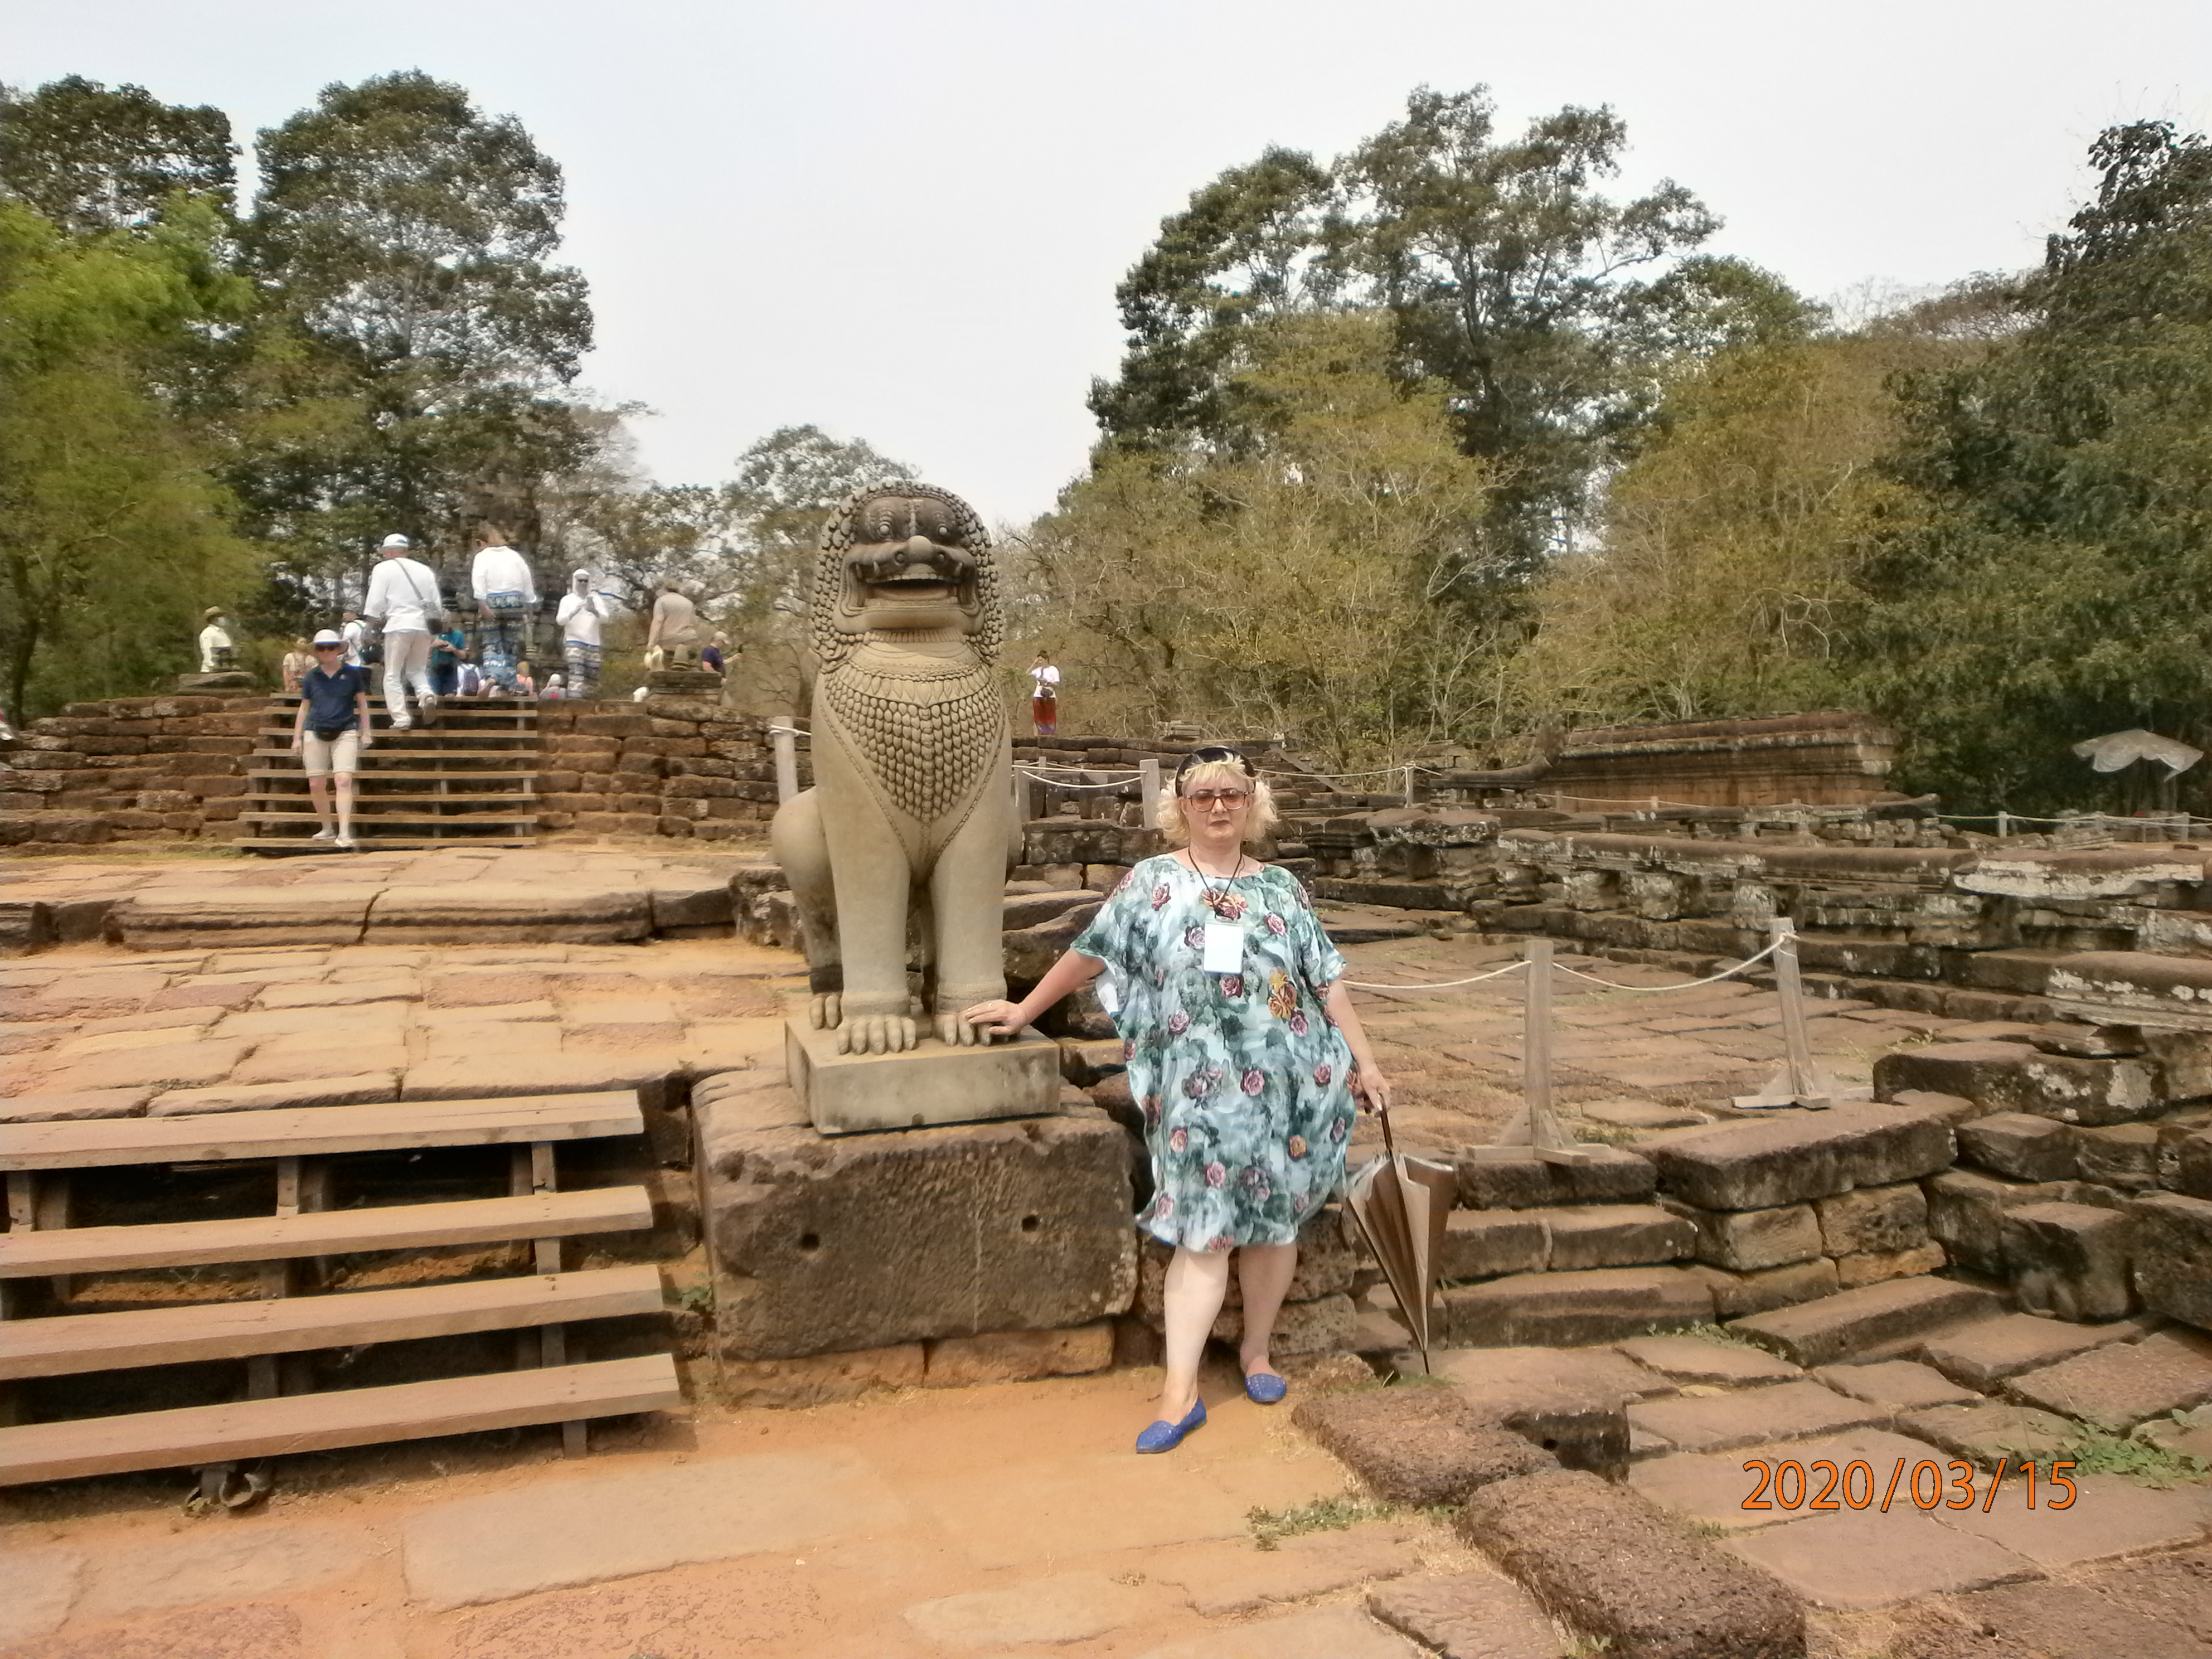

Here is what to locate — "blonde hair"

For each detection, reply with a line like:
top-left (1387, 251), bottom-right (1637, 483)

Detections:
top-left (1157, 758), bottom-right (1277, 846)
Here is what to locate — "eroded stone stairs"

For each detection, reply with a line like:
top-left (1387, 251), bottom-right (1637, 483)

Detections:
top-left (236, 695), bottom-right (541, 852)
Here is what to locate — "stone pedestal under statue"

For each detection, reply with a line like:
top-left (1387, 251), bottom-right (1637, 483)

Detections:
top-left (647, 667), bottom-right (722, 697)
top-left (785, 1016), bottom-right (1062, 1135)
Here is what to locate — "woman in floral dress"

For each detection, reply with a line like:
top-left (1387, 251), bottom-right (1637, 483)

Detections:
top-left (964, 749), bottom-right (1391, 1452)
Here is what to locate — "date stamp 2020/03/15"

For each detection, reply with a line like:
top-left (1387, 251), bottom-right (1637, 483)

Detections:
top-left (1743, 1456), bottom-right (2078, 1513)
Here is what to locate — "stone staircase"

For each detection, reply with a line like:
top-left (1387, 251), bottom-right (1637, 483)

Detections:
top-left (236, 695), bottom-right (541, 852)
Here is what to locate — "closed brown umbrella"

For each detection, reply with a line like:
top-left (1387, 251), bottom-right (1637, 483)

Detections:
top-left (1343, 1109), bottom-right (1457, 1371)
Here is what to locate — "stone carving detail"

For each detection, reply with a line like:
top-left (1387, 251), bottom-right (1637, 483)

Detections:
top-left (771, 483), bottom-right (1015, 1055)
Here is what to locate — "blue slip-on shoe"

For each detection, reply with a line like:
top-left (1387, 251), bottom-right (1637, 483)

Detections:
top-left (1134, 1397), bottom-right (1207, 1453)
top-left (1244, 1370), bottom-right (1288, 1405)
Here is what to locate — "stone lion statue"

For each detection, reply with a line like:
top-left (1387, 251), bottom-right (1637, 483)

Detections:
top-left (770, 482), bottom-right (1016, 1055)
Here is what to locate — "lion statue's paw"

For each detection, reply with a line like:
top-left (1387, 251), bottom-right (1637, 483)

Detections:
top-left (937, 1010), bottom-right (990, 1047)
top-left (809, 992), bottom-right (841, 1031)
top-left (835, 1014), bottom-right (917, 1055)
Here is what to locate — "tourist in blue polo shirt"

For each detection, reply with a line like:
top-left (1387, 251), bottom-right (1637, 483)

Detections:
top-left (291, 630), bottom-right (374, 848)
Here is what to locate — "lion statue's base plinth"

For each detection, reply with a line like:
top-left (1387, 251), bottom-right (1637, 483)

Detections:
top-left (785, 1017), bottom-right (1063, 1136)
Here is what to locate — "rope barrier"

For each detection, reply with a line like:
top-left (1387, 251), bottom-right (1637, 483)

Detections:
top-left (1017, 769), bottom-right (1141, 789)
top-left (1341, 959), bottom-right (1529, 992)
top-left (1340, 933), bottom-right (1784, 995)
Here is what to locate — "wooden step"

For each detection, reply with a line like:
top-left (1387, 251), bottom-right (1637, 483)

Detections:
top-left (234, 836), bottom-right (541, 854)
top-left (246, 769), bottom-right (539, 783)
top-left (0, 1352), bottom-right (681, 1485)
top-left (0, 1265), bottom-right (664, 1380)
top-left (240, 811), bottom-right (541, 827)
top-left (0, 1186), bottom-right (653, 1277)
top-left (0, 1092), bottom-right (642, 1173)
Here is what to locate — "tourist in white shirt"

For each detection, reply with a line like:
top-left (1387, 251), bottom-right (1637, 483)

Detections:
top-left (470, 524), bottom-right (539, 692)
top-left (362, 532), bottom-right (444, 729)
top-left (556, 568), bottom-right (616, 698)
top-left (196, 607), bottom-right (235, 673)
top-left (340, 610), bottom-right (370, 670)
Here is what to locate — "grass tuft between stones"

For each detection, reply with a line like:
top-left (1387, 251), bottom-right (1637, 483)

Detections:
top-left (1668, 1320), bottom-right (1760, 1350)
top-left (2063, 1425), bottom-right (2210, 1488)
top-left (1244, 1493), bottom-right (1449, 1550)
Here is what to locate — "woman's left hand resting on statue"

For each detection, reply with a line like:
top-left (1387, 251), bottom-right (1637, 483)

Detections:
top-left (961, 948), bottom-right (1104, 1037)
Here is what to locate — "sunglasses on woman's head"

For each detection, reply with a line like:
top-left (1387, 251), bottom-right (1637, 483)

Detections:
top-left (1175, 745), bottom-right (1257, 793)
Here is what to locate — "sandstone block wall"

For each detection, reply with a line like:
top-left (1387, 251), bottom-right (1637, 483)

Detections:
top-left (0, 695), bottom-right (260, 850)
top-left (533, 697), bottom-right (804, 843)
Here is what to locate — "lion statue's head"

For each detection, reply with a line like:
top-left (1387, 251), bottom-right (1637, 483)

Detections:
top-left (811, 483), bottom-right (998, 670)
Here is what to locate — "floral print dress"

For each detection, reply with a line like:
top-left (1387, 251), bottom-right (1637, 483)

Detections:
top-left (1072, 854), bottom-right (1356, 1251)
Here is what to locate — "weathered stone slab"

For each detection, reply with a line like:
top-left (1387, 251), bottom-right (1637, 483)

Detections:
top-left (400, 1448), bottom-right (908, 1609)
top-left (2132, 1191), bottom-right (2212, 1330)
top-left (903, 1569), bottom-right (1148, 1648)
top-left (1725, 1508), bottom-right (2034, 1611)
top-left (1690, 1258), bottom-right (1841, 1319)
top-left (1458, 1468), bottom-right (1806, 1659)
top-left (716, 1342), bottom-right (924, 1408)
top-left (1922, 1312), bottom-right (2157, 1390)
top-left (1541, 1204), bottom-right (1692, 1270)
top-left (1500, 1393), bottom-right (1629, 1479)
top-left (785, 1018), bottom-right (1062, 1134)
top-left (1164, 1524), bottom-right (1422, 1618)
top-left (368, 884), bottom-right (652, 944)
top-left (922, 1322), bottom-right (1114, 1386)
top-left (1627, 1379), bottom-right (1886, 1455)
top-left (112, 889), bottom-right (370, 948)
top-left (1440, 1210), bottom-right (1548, 1281)
top-left (2003, 1200), bottom-right (2134, 1322)
top-left (1662, 1199), bottom-right (1823, 1271)
top-left (697, 1073), bottom-right (1136, 1360)
top-left (1365, 1569), bottom-right (1567, 1659)
top-left (1452, 1145), bottom-right (1656, 1210)
top-left (0, 1086), bottom-right (152, 1123)
top-left (1430, 1344), bottom-right (1675, 1408)
top-left (1957, 1111), bottom-right (2077, 1181)
top-left (1129, 1603), bottom-right (1424, 1659)
top-left (2075, 1122), bottom-right (2161, 1190)
top-left (1811, 1359), bottom-right (1980, 1409)
top-left (1731, 1277), bottom-right (2005, 1367)
top-left (1616, 1333), bottom-right (1802, 1387)
top-left (1924, 1168), bottom-right (2074, 1276)
top-left (1631, 1428), bottom-right (1936, 1534)
top-left (1440, 1267), bottom-right (1713, 1347)
top-left (1833, 1242), bottom-right (1946, 1287)
top-left (1875, 1040), bottom-right (2160, 1126)
top-left (1898, 1401), bottom-right (2078, 1468)
top-left (76, 1520), bottom-right (372, 1617)
top-left (1898, 1546), bottom-right (2212, 1659)
top-left (1816, 1182), bottom-right (1929, 1257)
top-left (1643, 1101), bottom-right (1954, 1211)
top-left (2006, 1328), bottom-right (2212, 1429)
top-left (0, 1545), bottom-right (82, 1645)
top-left (1291, 1385), bottom-right (1554, 1506)
top-left (148, 1072), bottom-right (400, 1115)
top-left (1934, 1471), bottom-right (2212, 1569)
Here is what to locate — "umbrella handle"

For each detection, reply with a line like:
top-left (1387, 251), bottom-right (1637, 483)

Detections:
top-left (1377, 1100), bottom-right (1397, 1162)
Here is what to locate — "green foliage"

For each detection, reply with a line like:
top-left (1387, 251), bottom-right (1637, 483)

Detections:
top-left (239, 71), bottom-right (594, 595)
top-left (0, 75), bottom-right (236, 233)
top-left (0, 197), bottom-right (258, 714)
top-left (2064, 1424), bottom-right (2209, 1487)
top-left (1029, 312), bottom-right (1502, 764)
top-left (1854, 121), bottom-right (2212, 810)
top-left (1090, 86), bottom-right (1819, 586)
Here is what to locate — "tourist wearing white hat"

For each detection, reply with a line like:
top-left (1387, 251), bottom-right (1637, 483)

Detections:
top-left (197, 607), bottom-right (234, 673)
top-left (362, 532), bottom-right (444, 729)
top-left (292, 629), bottom-right (373, 848)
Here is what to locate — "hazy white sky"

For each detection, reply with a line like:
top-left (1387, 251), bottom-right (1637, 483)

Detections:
top-left (8, 2), bottom-right (2210, 523)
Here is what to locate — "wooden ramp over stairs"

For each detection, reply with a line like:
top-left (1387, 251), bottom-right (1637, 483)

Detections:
top-left (236, 693), bottom-right (542, 853)
top-left (0, 1092), bottom-right (681, 1488)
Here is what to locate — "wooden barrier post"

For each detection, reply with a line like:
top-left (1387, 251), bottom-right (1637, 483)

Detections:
top-left (1139, 758), bottom-right (1161, 829)
top-left (772, 723), bottom-right (799, 804)
top-left (1402, 765), bottom-right (1417, 806)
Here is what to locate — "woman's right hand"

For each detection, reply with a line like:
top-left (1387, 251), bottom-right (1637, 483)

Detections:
top-left (960, 999), bottom-right (1027, 1036)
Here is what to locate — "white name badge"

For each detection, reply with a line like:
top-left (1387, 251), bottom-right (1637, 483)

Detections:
top-left (1202, 922), bottom-right (1243, 973)
top-left (1097, 978), bottom-right (1121, 1015)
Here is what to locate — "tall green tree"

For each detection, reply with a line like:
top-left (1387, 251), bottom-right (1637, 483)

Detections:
top-left (0, 76), bottom-right (235, 234)
top-left (1090, 87), bottom-right (1815, 586)
top-left (1857, 121), bottom-right (2212, 809)
top-left (241, 71), bottom-right (593, 608)
top-left (0, 197), bottom-right (256, 716)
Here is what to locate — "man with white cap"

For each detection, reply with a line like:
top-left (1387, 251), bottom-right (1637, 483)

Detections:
top-left (362, 532), bottom-right (444, 729)
top-left (555, 568), bottom-right (616, 698)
